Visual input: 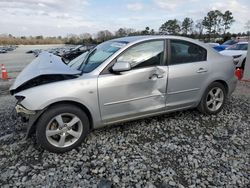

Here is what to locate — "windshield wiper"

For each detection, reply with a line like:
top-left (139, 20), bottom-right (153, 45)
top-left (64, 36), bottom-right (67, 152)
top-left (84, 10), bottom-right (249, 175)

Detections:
top-left (61, 57), bottom-right (67, 64)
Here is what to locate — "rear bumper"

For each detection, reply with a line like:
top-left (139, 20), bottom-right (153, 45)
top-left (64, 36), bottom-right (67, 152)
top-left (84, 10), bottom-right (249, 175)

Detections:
top-left (228, 77), bottom-right (238, 96)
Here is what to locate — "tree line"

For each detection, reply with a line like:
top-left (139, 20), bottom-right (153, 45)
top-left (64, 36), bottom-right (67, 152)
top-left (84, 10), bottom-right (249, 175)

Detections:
top-left (0, 9), bottom-right (249, 45)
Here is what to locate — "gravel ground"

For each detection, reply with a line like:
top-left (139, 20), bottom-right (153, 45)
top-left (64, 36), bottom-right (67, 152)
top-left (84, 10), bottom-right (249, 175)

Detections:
top-left (0, 81), bottom-right (249, 188)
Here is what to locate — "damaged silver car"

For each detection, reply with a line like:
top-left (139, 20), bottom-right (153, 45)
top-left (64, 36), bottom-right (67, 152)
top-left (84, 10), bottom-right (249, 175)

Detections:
top-left (10, 36), bottom-right (237, 153)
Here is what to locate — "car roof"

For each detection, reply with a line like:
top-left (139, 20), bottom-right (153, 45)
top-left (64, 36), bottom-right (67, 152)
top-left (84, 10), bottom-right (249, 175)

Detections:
top-left (109, 35), bottom-right (210, 50)
top-left (237, 41), bottom-right (248, 44)
top-left (110, 35), bottom-right (199, 43)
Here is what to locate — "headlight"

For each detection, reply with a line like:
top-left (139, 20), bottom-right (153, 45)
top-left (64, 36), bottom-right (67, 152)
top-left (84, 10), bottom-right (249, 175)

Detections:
top-left (233, 55), bottom-right (242, 59)
top-left (233, 59), bottom-right (239, 65)
top-left (15, 95), bottom-right (25, 103)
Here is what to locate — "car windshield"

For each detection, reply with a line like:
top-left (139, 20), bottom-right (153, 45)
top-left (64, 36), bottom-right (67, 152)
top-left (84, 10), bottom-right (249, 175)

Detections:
top-left (226, 43), bottom-right (248, 51)
top-left (222, 40), bottom-right (237, 45)
top-left (80, 41), bottom-right (128, 73)
top-left (67, 51), bottom-right (89, 70)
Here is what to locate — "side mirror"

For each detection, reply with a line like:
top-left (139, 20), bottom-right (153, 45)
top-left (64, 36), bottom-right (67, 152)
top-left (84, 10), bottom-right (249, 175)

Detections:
top-left (112, 61), bottom-right (131, 72)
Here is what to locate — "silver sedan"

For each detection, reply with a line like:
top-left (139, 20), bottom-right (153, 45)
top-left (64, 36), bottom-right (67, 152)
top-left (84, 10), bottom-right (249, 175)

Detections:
top-left (10, 36), bottom-right (237, 153)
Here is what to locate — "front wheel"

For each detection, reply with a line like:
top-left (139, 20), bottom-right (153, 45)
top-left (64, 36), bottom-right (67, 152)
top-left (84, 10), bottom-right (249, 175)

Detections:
top-left (36, 104), bottom-right (90, 153)
top-left (198, 82), bottom-right (226, 115)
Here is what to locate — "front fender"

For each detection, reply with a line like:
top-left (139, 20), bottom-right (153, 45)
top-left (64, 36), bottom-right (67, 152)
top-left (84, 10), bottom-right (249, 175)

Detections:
top-left (15, 77), bottom-right (101, 127)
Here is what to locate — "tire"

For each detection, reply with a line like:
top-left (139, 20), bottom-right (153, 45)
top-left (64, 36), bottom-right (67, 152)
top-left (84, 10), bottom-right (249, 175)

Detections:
top-left (36, 104), bottom-right (90, 153)
top-left (198, 82), bottom-right (226, 115)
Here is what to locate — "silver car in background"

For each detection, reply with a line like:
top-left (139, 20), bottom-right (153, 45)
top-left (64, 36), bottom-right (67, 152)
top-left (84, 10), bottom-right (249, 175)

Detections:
top-left (10, 36), bottom-right (237, 153)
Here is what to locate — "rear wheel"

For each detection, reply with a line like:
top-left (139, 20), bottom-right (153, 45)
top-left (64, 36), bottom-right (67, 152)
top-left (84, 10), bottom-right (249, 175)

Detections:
top-left (36, 104), bottom-right (90, 153)
top-left (198, 82), bottom-right (226, 115)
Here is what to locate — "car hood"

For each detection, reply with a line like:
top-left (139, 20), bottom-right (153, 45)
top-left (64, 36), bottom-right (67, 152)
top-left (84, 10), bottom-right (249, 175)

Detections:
top-left (220, 50), bottom-right (247, 56)
top-left (10, 52), bottom-right (81, 91)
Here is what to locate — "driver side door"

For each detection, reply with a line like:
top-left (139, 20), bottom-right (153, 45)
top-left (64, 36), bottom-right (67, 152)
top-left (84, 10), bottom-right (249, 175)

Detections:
top-left (97, 40), bottom-right (168, 124)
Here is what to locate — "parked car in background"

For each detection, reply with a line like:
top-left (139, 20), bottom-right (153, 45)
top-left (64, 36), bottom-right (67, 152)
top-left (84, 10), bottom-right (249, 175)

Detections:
top-left (220, 42), bottom-right (248, 69)
top-left (206, 42), bottom-right (220, 48)
top-left (10, 36), bottom-right (237, 153)
top-left (0, 45), bottom-right (17, 53)
top-left (0, 48), bottom-right (7, 53)
top-left (61, 45), bottom-right (96, 61)
top-left (67, 50), bottom-right (89, 69)
top-left (26, 49), bottom-right (42, 57)
top-left (213, 40), bottom-right (238, 52)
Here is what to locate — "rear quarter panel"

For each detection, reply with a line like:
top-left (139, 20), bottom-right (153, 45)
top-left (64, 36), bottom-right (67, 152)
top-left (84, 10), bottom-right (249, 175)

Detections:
top-left (198, 49), bottom-right (237, 100)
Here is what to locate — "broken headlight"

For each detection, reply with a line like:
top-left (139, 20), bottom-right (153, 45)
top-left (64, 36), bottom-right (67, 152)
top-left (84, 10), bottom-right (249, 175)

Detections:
top-left (233, 55), bottom-right (242, 59)
top-left (15, 95), bottom-right (25, 103)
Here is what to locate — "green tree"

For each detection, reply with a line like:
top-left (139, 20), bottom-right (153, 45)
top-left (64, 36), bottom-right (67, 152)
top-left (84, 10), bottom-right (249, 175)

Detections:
top-left (141, 26), bottom-right (150, 35)
top-left (245, 20), bottom-right (250, 31)
top-left (203, 10), bottom-right (224, 41)
top-left (35, 35), bottom-right (43, 40)
top-left (79, 33), bottom-right (92, 44)
top-left (115, 28), bottom-right (127, 37)
top-left (96, 30), bottom-right (113, 43)
top-left (143, 27), bottom-right (149, 35)
top-left (222, 10), bottom-right (234, 35)
top-left (245, 20), bottom-right (250, 39)
top-left (182, 17), bottom-right (194, 35)
top-left (202, 13), bottom-right (213, 41)
top-left (115, 28), bottom-right (136, 37)
top-left (159, 19), bottom-right (181, 35)
top-left (202, 11), bottom-right (219, 41)
top-left (150, 29), bottom-right (155, 35)
top-left (195, 19), bottom-right (204, 39)
top-left (213, 10), bottom-right (223, 35)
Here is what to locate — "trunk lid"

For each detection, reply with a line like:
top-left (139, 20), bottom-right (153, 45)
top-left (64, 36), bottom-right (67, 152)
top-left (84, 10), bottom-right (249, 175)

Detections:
top-left (220, 50), bottom-right (247, 56)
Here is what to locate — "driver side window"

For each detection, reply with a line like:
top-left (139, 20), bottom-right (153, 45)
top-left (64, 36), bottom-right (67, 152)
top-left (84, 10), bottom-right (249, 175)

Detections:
top-left (116, 40), bottom-right (164, 69)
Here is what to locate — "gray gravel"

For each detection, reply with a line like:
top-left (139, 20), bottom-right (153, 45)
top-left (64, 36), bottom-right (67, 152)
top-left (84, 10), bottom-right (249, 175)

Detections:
top-left (0, 81), bottom-right (250, 187)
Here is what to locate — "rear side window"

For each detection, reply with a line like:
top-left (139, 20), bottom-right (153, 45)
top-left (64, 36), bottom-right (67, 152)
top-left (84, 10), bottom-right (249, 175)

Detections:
top-left (170, 40), bottom-right (207, 65)
top-left (117, 40), bottom-right (164, 69)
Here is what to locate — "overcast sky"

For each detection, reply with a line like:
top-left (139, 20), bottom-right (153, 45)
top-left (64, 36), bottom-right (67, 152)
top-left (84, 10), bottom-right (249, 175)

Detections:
top-left (0, 0), bottom-right (249, 36)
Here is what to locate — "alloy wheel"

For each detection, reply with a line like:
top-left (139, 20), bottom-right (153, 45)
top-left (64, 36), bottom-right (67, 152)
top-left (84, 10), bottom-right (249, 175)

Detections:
top-left (206, 87), bottom-right (224, 112)
top-left (45, 113), bottom-right (83, 148)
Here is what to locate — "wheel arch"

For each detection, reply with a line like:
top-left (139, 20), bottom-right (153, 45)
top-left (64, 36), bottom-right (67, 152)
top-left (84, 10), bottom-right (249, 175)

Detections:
top-left (26, 100), bottom-right (94, 138)
top-left (197, 79), bottom-right (228, 114)
top-left (212, 80), bottom-right (229, 95)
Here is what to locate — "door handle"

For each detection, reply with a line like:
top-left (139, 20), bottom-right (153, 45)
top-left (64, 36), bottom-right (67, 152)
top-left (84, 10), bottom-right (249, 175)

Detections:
top-left (149, 74), bottom-right (164, 79)
top-left (156, 74), bottom-right (163, 78)
top-left (196, 68), bottom-right (208, 73)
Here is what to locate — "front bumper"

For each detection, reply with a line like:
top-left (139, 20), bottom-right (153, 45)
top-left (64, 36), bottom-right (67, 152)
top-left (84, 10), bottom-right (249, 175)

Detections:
top-left (14, 104), bottom-right (45, 138)
top-left (15, 104), bottom-right (36, 123)
top-left (15, 104), bottom-right (36, 115)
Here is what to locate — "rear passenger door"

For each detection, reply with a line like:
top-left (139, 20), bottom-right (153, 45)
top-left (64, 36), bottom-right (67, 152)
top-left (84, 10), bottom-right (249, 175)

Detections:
top-left (166, 39), bottom-right (209, 109)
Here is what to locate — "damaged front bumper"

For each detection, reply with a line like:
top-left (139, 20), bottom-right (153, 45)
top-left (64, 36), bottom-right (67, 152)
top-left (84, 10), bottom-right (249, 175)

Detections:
top-left (14, 104), bottom-right (45, 138)
top-left (15, 104), bottom-right (36, 122)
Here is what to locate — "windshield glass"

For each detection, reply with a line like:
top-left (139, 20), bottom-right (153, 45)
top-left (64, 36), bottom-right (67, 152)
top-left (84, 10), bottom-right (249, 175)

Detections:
top-left (80, 41), bottom-right (128, 73)
top-left (67, 51), bottom-right (89, 70)
top-left (222, 40), bottom-right (237, 45)
top-left (227, 43), bottom-right (248, 50)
